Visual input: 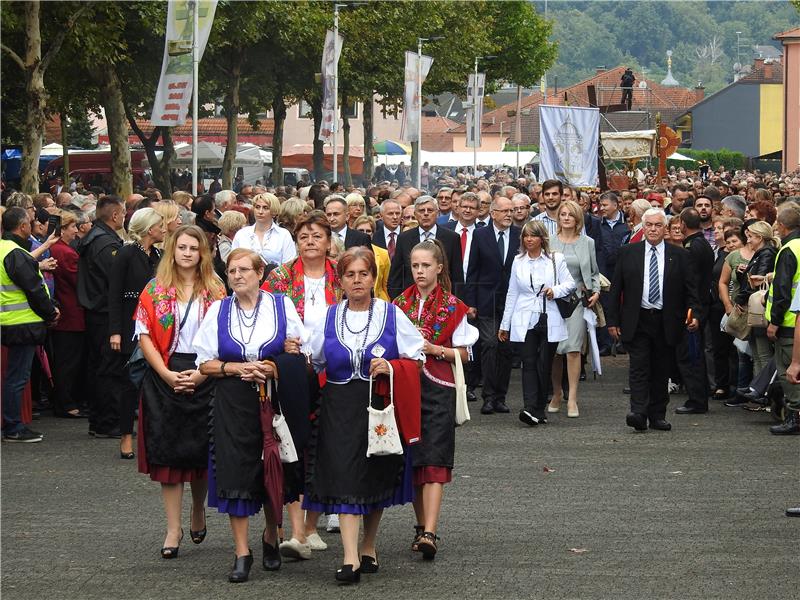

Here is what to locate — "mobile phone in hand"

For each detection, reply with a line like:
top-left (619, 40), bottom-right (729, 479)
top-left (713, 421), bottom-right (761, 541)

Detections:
top-left (46, 214), bottom-right (61, 238)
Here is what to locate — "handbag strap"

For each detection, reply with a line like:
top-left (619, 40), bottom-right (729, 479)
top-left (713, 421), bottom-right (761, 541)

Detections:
top-left (368, 360), bottom-right (394, 410)
top-left (179, 295), bottom-right (195, 330)
top-left (550, 253), bottom-right (559, 285)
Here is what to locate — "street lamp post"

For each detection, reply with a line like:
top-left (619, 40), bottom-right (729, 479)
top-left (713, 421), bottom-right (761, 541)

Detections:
top-left (472, 55), bottom-right (495, 178)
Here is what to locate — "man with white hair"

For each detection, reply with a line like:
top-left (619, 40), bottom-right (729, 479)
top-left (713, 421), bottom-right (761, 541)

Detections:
top-left (607, 208), bottom-right (701, 433)
top-left (214, 190), bottom-right (236, 218)
top-left (511, 193), bottom-right (532, 228)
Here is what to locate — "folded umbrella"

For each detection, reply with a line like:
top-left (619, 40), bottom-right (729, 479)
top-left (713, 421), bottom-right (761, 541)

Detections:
top-left (259, 377), bottom-right (284, 527)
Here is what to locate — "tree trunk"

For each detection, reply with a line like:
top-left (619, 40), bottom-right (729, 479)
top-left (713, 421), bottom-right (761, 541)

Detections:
top-left (157, 128), bottom-right (175, 195)
top-left (97, 63), bottom-right (132, 198)
top-left (271, 89), bottom-right (286, 187)
top-left (60, 110), bottom-right (70, 185)
top-left (342, 92), bottom-right (351, 187)
top-left (20, 1), bottom-right (44, 194)
top-left (221, 50), bottom-right (242, 190)
top-left (127, 110), bottom-right (174, 197)
top-left (311, 96), bottom-right (325, 182)
top-left (362, 95), bottom-right (374, 186)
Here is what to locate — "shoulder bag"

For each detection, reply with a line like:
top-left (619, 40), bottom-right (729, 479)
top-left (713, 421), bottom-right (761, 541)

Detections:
top-left (746, 281), bottom-right (769, 328)
top-left (551, 253), bottom-right (581, 319)
top-left (452, 347), bottom-right (470, 426)
top-left (270, 379), bottom-right (299, 464)
top-left (366, 361), bottom-right (403, 457)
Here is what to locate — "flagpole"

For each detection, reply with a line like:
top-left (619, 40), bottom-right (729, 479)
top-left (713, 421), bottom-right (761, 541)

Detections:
top-left (473, 56), bottom-right (478, 179)
top-left (515, 84), bottom-right (521, 178)
top-left (332, 4), bottom-right (341, 184)
top-left (191, 0), bottom-right (199, 196)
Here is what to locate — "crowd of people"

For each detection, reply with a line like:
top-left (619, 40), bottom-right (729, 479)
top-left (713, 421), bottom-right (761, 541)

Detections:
top-left (2, 162), bottom-right (800, 583)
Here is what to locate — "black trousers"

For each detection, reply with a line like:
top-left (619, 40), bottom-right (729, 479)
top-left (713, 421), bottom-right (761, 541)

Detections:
top-left (676, 323), bottom-right (710, 410)
top-left (518, 323), bottom-right (557, 418)
top-left (477, 314), bottom-right (512, 404)
top-left (621, 88), bottom-right (633, 110)
top-left (709, 303), bottom-right (737, 393)
top-left (50, 330), bottom-right (87, 415)
top-left (85, 313), bottom-right (121, 434)
top-left (627, 309), bottom-right (671, 420)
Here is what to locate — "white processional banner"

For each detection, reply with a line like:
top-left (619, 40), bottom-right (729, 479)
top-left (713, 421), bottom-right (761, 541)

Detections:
top-left (465, 73), bottom-right (486, 148)
top-left (400, 51), bottom-right (433, 143)
top-left (318, 29), bottom-right (344, 143)
top-left (150, 0), bottom-right (218, 126)
top-left (539, 105), bottom-right (600, 187)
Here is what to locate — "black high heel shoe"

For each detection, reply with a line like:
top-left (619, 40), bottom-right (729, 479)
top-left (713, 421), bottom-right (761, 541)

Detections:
top-left (262, 529), bottom-right (281, 571)
top-left (161, 529), bottom-right (184, 559)
top-left (360, 554), bottom-right (379, 574)
top-left (119, 451), bottom-right (135, 460)
top-left (190, 512), bottom-right (207, 544)
top-left (335, 564), bottom-right (361, 584)
top-left (228, 551), bottom-right (253, 583)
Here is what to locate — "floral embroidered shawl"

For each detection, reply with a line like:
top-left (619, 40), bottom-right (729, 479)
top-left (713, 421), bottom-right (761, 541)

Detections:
top-left (393, 283), bottom-right (468, 345)
top-left (261, 257), bottom-right (340, 321)
top-left (135, 278), bottom-right (223, 365)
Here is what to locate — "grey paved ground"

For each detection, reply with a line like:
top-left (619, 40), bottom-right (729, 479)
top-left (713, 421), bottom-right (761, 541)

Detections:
top-left (2, 357), bottom-right (798, 600)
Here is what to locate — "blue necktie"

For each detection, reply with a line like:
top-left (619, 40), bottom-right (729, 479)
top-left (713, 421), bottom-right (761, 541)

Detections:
top-left (497, 230), bottom-right (505, 262)
top-left (648, 246), bottom-right (660, 304)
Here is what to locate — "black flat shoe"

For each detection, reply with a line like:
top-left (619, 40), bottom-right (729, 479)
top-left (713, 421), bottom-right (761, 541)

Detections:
top-left (228, 552), bottom-right (253, 583)
top-left (360, 554), bottom-right (379, 573)
top-left (417, 531), bottom-right (439, 560)
top-left (190, 513), bottom-right (207, 544)
top-left (161, 529), bottom-right (184, 559)
top-left (335, 564), bottom-right (361, 584)
top-left (262, 530), bottom-right (281, 571)
top-left (648, 418), bottom-right (672, 431)
top-left (675, 405), bottom-right (707, 415)
top-left (119, 451), bottom-right (135, 460)
top-left (626, 412), bottom-right (647, 432)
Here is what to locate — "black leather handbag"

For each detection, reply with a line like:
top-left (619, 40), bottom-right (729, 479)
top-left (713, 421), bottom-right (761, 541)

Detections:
top-left (551, 254), bottom-right (580, 319)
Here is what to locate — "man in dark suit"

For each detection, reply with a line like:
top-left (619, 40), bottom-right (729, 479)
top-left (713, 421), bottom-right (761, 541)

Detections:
top-left (675, 207), bottom-right (715, 415)
top-left (372, 198), bottom-right (402, 261)
top-left (607, 208), bottom-right (701, 432)
top-left (464, 196), bottom-right (520, 414)
top-left (388, 195), bottom-right (464, 300)
top-left (324, 195), bottom-right (371, 249)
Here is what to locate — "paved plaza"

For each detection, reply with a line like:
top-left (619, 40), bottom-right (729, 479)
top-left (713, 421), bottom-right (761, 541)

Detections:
top-left (2, 357), bottom-right (797, 600)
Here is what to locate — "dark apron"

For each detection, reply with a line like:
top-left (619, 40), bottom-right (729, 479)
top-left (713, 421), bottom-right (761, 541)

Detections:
top-left (413, 375), bottom-right (456, 469)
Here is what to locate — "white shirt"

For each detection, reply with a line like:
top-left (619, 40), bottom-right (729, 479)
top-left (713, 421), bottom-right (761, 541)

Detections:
top-left (383, 225), bottom-right (401, 247)
top-left (193, 292), bottom-right (307, 366)
top-left (475, 217), bottom-right (491, 228)
top-left (133, 299), bottom-right (203, 353)
top-left (332, 225), bottom-right (348, 243)
top-left (232, 223), bottom-right (297, 266)
top-left (418, 225), bottom-right (437, 241)
top-left (641, 241), bottom-right (665, 310)
top-left (454, 222), bottom-right (475, 277)
top-left (493, 224), bottom-right (511, 264)
top-left (532, 211), bottom-right (559, 237)
top-left (302, 275), bottom-right (328, 333)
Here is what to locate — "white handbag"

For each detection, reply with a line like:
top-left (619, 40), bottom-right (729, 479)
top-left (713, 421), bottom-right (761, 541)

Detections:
top-left (452, 348), bottom-right (470, 426)
top-left (366, 362), bottom-right (403, 457)
top-left (270, 381), bottom-right (298, 463)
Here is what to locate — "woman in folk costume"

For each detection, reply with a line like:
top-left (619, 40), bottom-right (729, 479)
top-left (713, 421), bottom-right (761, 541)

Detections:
top-left (134, 225), bottom-right (226, 559)
top-left (393, 239), bottom-right (478, 560)
top-left (261, 211), bottom-right (341, 560)
top-left (194, 248), bottom-right (307, 583)
top-left (301, 247), bottom-right (425, 584)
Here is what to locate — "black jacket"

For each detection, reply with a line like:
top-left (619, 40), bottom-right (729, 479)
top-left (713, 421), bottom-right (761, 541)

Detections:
top-left (683, 231), bottom-right (715, 322)
top-left (1, 232), bottom-right (58, 346)
top-left (607, 241), bottom-right (701, 347)
top-left (464, 223), bottom-right (520, 317)
top-left (76, 220), bottom-right (123, 313)
top-left (107, 244), bottom-right (161, 354)
top-left (388, 226), bottom-right (464, 300)
top-left (769, 229), bottom-right (800, 329)
top-left (735, 245), bottom-right (778, 307)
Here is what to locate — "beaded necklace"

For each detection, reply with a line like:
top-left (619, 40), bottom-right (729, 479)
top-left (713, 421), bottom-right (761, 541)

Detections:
top-left (234, 292), bottom-right (262, 346)
top-left (339, 299), bottom-right (375, 374)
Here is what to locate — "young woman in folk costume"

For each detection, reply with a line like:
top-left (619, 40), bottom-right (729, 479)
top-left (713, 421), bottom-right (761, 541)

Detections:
top-left (393, 239), bottom-right (478, 560)
top-left (134, 225), bottom-right (226, 559)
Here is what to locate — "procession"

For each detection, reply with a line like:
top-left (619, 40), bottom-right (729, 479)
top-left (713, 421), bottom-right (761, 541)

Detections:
top-left (1, 1), bottom-right (798, 598)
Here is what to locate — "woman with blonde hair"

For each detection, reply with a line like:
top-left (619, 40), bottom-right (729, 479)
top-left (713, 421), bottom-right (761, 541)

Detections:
top-left (345, 193), bottom-right (366, 228)
top-left (153, 202), bottom-right (183, 236)
top-left (277, 197), bottom-right (310, 237)
top-left (353, 215), bottom-right (390, 300)
top-left (108, 207), bottom-right (165, 458)
top-left (499, 220), bottom-right (575, 427)
top-left (232, 192), bottom-right (297, 267)
top-left (218, 210), bottom-right (247, 264)
top-left (135, 224), bottom-right (226, 559)
top-left (548, 200), bottom-right (600, 418)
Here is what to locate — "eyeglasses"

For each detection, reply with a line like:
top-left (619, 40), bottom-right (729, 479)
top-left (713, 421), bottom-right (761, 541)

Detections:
top-left (227, 266), bottom-right (256, 276)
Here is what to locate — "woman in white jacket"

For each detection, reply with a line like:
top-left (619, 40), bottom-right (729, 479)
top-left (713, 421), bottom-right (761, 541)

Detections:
top-left (499, 220), bottom-right (575, 427)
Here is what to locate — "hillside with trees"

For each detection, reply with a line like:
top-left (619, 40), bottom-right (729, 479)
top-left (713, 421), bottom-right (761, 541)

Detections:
top-left (534, 0), bottom-right (798, 94)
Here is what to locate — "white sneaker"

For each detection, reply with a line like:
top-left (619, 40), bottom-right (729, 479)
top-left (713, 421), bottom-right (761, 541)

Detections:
top-left (306, 532), bottom-right (328, 551)
top-left (279, 537), bottom-right (312, 560)
top-left (326, 514), bottom-right (340, 532)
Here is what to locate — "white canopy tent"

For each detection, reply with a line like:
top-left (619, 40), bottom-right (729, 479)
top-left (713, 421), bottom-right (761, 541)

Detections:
top-left (170, 141), bottom-right (263, 167)
top-left (375, 151), bottom-right (537, 168)
top-left (667, 151), bottom-right (696, 162)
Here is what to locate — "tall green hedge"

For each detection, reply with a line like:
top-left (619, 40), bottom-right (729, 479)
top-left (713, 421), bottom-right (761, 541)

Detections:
top-left (680, 148), bottom-right (747, 170)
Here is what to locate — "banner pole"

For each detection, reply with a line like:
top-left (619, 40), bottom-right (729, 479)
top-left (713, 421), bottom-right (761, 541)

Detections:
top-left (332, 5), bottom-right (339, 184)
top-left (191, 0), bottom-right (199, 196)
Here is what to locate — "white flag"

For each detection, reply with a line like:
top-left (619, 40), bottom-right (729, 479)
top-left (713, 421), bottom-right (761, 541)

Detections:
top-left (400, 51), bottom-right (433, 143)
top-left (465, 72), bottom-right (486, 148)
top-left (318, 29), bottom-right (344, 143)
top-left (538, 105), bottom-right (600, 187)
top-left (150, 0), bottom-right (218, 126)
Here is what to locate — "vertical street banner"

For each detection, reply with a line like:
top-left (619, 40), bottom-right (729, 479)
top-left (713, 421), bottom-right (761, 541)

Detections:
top-left (150, 0), bottom-right (218, 126)
top-left (538, 105), bottom-right (600, 187)
top-left (465, 73), bottom-right (486, 148)
top-left (400, 51), bottom-right (433, 143)
top-left (318, 28), bottom-right (344, 143)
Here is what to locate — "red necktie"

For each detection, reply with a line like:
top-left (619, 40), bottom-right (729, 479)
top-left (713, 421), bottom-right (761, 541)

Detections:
top-left (388, 231), bottom-right (396, 260)
top-left (460, 227), bottom-right (468, 260)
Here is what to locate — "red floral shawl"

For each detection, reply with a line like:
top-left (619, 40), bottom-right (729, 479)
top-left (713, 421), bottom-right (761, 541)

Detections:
top-left (261, 257), bottom-right (340, 320)
top-left (135, 278), bottom-right (223, 366)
